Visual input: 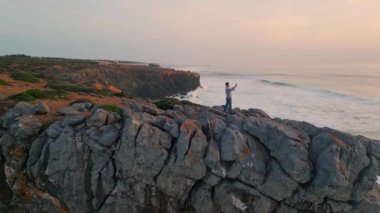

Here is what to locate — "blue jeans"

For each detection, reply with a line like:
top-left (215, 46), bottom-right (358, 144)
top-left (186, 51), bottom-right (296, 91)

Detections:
top-left (224, 98), bottom-right (232, 113)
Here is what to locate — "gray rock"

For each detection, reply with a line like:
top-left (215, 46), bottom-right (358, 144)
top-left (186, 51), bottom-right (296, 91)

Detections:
top-left (61, 115), bottom-right (85, 127)
top-left (26, 133), bottom-right (48, 177)
top-left (58, 106), bottom-right (80, 116)
top-left (150, 116), bottom-right (179, 138)
top-left (98, 126), bottom-right (119, 146)
top-left (129, 103), bottom-right (144, 112)
top-left (189, 183), bottom-right (215, 213)
top-left (219, 128), bottom-right (249, 162)
top-left (303, 132), bottom-right (370, 201)
top-left (0, 133), bottom-right (16, 161)
top-left (0, 129), bottom-right (6, 138)
top-left (157, 119), bottom-right (208, 201)
top-left (202, 172), bottom-right (222, 187)
top-left (276, 204), bottom-right (298, 213)
top-left (0, 103), bottom-right (376, 212)
top-left (0, 111), bottom-right (19, 129)
top-left (182, 105), bottom-right (197, 117)
top-left (237, 136), bottom-right (269, 187)
top-left (225, 114), bottom-right (245, 130)
top-left (243, 116), bottom-right (311, 183)
top-left (209, 117), bottom-right (226, 141)
top-left (9, 115), bottom-right (43, 140)
top-left (86, 109), bottom-right (108, 127)
top-left (143, 104), bottom-right (163, 115)
top-left (13, 102), bottom-right (35, 114)
top-left (205, 139), bottom-right (220, 169)
top-left (34, 102), bottom-right (50, 114)
top-left (326, 199), bottom-right (353, 213)
top-left (214, 180), bottom-right (277, 213)
top-left (243, 108), bottom-right (271, 118)
top-left (87, 108), bottom-right (122, 128)
top-left (71, 102), bottom-right (93, 112)
top-left (106, 111), bottom-right (122, 125)
top-left (46, 121), bottom-right (63, 138)
top-left (115, 115), bottom-right (173, 197)
top-left (354, 190), bottom-right (380, 213)
top-left (258, 161), bottom-right (299, 201)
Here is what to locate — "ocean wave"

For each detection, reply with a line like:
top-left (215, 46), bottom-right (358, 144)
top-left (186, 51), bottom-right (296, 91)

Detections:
top-left (170, 85), bottom-right (205, 100)
top-left (260, 79), bottom-right (380, 105)
top-left (204, 72), bottom-right (292, 77)
top-left (326, 74), bottom-right (380, 79)
top-left (260, 79), bottom-right (297, 88)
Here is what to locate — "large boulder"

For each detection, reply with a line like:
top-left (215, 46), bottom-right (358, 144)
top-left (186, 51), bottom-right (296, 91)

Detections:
top-left (243, 116), bottom-right (312, 183)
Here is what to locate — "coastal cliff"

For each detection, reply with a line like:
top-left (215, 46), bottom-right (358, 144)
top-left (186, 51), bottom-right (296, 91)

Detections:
top-left (0, 55), bottom-right (200, 99)
top-left (38, 64), bottom-right (200, 99)
top-left (0, 100), bottom-right (379, 213)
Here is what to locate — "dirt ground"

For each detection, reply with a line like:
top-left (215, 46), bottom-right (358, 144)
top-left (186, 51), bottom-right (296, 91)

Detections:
top-left (0, 73), bottom-right (132, 127)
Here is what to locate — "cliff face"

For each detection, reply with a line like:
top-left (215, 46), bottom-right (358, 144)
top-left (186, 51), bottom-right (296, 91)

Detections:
top-left (39, 64), bottom-right (200, 99)
top-left (0, 101), bottom-right (379, 213)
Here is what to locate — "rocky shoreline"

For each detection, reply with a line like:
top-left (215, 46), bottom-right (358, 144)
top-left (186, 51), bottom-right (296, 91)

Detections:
top-left (0, 100), bottom-right (379, 212)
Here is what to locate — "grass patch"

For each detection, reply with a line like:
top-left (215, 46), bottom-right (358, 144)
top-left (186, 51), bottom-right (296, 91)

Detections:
top-left (8, 89), bottom-right (68, 101)
top-left (154, 98), bottom-right (196, 110)
top-left (0, 79), bottom-right (10, 86)
top-left (10, 72), bottom-right (40, 83)
top-left (99, 104), bottom-right (123, 114)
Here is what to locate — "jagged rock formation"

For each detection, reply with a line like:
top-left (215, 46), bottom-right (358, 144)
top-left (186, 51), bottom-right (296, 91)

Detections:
top-left (0, 101), bottom-right (379, 212)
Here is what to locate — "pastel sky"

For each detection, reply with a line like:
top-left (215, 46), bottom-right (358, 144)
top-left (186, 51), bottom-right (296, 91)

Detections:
top-left (1, 0), bottom-right (380, 71)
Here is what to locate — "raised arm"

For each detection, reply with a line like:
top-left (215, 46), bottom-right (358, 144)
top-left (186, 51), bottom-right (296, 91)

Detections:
top-left (232, 83), bottom-right (237, 90)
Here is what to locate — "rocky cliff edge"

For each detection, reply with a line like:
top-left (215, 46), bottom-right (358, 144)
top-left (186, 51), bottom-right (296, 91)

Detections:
top-left (0, 101), bottom-right (379, 213)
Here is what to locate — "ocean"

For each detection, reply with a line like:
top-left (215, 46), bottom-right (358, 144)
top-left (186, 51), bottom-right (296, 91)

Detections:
top-left (172, 66), bottom-right (380, 140)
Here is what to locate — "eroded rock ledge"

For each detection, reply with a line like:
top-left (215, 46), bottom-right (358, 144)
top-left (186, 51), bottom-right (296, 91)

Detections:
top-left (0, 101), bottom-right (379, 213)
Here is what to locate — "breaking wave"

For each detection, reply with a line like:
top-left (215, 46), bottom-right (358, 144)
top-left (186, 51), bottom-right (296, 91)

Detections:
top-left (260, 79), bottom-right (380, 105)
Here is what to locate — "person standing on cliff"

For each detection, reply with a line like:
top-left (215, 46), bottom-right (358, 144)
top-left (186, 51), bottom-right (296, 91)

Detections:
top-left (224, 82), bottom-right (237, 113)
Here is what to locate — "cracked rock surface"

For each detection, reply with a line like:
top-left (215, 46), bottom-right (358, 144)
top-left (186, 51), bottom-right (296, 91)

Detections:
top-left (0, 102), bottom-right (379, 212)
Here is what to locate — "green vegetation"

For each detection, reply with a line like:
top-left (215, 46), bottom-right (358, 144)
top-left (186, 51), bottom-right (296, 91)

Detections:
top-left (8, 89), bottom-right (68, 101)
top-left (0, 55), bottom-right (96, 71)
top-left (154, 98), bottom-right (196, 110)
top-left (0, 79), bottom-right (10, 86)
top-left (10, 72), bottom-right (40, 83)
top-left (99, 104), bottom-right (123, 114)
